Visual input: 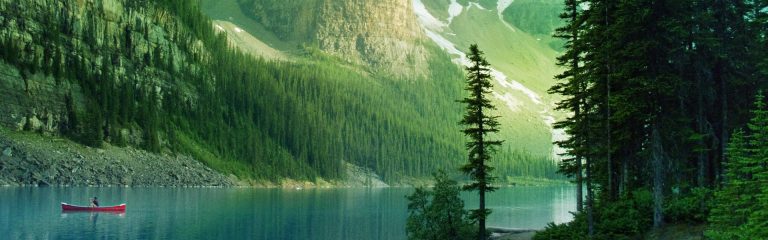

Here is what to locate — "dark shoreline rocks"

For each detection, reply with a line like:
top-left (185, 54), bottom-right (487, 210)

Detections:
top-left (0, 129), bottom-right (234, 187)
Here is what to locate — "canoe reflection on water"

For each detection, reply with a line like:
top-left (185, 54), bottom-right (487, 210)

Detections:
top-left (61, 211), bottom-right (126, 217)
top-left (60, 212), bottom-right (125, 229)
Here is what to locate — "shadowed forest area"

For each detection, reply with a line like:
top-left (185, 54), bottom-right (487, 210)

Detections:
top-left (536, 0), bottom-right (768, 239)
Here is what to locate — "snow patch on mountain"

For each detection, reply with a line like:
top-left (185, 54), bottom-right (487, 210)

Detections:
top-left (497, 0), bottom-right (515, 15)
top-left (413, 0), bottom-right (562, 159)
top-left (423, 30), bottom-right (465, 61)
top-left (413, 0), bottom-right (447, 30)
top-left (495, 0), bottom-right (518, 32)
top-left (415, 6), bottom-right (542, 106)
top-left (467, 2), bottom-right (488, 11)
top-left (491, 69), bottom-right (543, 105)
top-left (447, 0), bottom-right (463, 24)
top-left (542, 114), bottom-right (567, 158)
top-left (493, 92), bottom-right (522, 111)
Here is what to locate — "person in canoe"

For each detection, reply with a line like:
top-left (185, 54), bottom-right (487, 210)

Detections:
top-left (90, 197), bottom-right (99, 207)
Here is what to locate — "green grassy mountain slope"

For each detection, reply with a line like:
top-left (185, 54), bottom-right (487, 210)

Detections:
top-left (200, 0), bottom-right (564, 179)
top-left (415, 0), bottom-right (565, 158)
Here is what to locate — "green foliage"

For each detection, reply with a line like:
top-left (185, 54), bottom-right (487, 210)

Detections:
top-left (496, 148), bottom-right (563, 179)
top-left (707, 91), bottom-right (768, 239)
top-left (594, 190), bottom-right (654, 239)
top-left (550, 0), bottom-right (768, 236)
top-left (501, 0), bottom-right (564, 50)
top-left (79, 101), bottom-right (104, 148)
top-left (663, 187), bottom-right (711, 224)
top-left (534, 220), bottom-right (587, 240)
top-left (63, 93), bottom-right (103, 148)
top-left (459, 44), bottom-right (502, 238)
top-left (110, 126), bottom-right (127, 147)
top-left (549, 0), bottom-right (587, 214)
top-left (705, 130), bottom-right (753, 240)
top-left (62, 94), bottom-right (79, 137)
top-left (535, 190), bottom-right (653, 240)
top-left (406, 171), bottom-right (476, 240)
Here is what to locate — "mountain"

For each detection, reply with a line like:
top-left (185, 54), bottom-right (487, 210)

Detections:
top-left (414, 0), bottom-right (566, 154)
top-left (0, 0), bottom-right (562, 185)
top-left (202, 0), bottom-right (566, 170)
top-left (234, 0), bottom-right (431, 79)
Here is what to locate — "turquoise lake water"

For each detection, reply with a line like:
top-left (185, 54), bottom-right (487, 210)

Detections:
top-left (0, 186), bottom-right (575, 239)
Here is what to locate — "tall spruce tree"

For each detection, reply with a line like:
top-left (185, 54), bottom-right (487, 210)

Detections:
top-left (459, 44), bottom-right (502, 240)
top-left (550, 0), bottom-right (585, 212)
top-left (706, 129), bottom-right (751, 239)
top-left (743, 90), bottom-right (768, 237)
top-left (707, 91), bottom-right (768, 239)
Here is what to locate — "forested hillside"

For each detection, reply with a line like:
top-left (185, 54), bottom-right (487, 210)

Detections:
top-left (0, 0), bottom-right (560, 183)
top-left (537, 0), bottom-right (768, 238)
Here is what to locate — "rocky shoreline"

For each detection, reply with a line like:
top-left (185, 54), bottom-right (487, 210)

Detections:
top-left (0, 128), bottom-right (397, 188)
top-left (0, 129), bottom-right (234, 187)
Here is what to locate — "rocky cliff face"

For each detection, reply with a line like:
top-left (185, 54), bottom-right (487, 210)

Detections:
top-left (0, 0), bottom-right (207, 143)
top-left (0, 0), bottom-right (241, 186)
top-left (0, 61), bottom-right (83, 134)
top-left (240, 0), bottom-right (430, 78)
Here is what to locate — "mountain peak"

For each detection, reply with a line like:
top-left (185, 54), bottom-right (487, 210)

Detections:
top-left (239, 0), bottom-right (430, 78)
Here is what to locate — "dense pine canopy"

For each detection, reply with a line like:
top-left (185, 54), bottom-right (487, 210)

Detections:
top-left (540, 0), bottom-right (768, 238)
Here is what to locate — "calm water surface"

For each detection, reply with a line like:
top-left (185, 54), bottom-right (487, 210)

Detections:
top-left (0, 186), bottom-right (575, 239)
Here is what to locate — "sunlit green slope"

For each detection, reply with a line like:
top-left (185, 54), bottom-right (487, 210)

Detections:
top-left (416, 0), bottom-right (565, 156)
top-left (196, 0), bottom-right (565, 180)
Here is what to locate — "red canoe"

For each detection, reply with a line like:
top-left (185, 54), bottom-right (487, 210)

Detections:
top-left (61, 202), bottom-right (126, 212)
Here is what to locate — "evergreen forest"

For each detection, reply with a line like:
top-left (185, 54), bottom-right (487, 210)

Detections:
top-left (536, 0), bottom-right (768, 238)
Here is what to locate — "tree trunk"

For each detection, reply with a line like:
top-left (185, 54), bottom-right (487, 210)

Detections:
top-left (585, 86), bottom-right (594, 236)
top-left (693, 26), bottom-right (710, 187)
top-left (709, 58), bottom-right (726, 185)
top-left (574, 66), bottom-right (584, 212)
top-left (576, 156), bottom-right (584, 212)
top-left (651, 123), bottom-right (665, 228)
top-left (696, 72), bottom-right (709, 187)
top-left (571, 0), bottom-right (584, 213)
top-left (712, 0), bottom-right (728, 185)
top-left (604, 0), bottom-right (616, 201)
top-left (620, 154), bottom-right (628, 195)
top-left (478, 113), bottom-right (486, 240)
top-left (586, 155), bottom-right (594, 236)
top-left (479, 187), bottom-right (486, 240)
